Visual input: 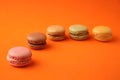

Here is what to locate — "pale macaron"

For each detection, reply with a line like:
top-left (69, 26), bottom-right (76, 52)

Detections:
top-left (7, 46), bottom-right (32, 67)
top-left (69, 24), bottom-right (89, 40)
top-left (47, 25), bottom-right (65, 41)
top-left (92, 26), bottom-right (112, 41)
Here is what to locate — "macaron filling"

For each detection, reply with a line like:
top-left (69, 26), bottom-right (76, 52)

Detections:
top-left (7, 55), bottom-right (31, 61)
top-left (48, 34), bottom-right (65, 37)
top-left (70, 31), bottom-right (88, 36)
top-left (94, 33), bottom-right (112, 41)
top-left (28, 41), bottom-right (46, 46)
top-left (8, 59), bottom-right (31, 66)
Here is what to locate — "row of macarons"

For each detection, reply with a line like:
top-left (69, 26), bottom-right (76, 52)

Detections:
top-left (6, 24), bottom-right (112, 67)
top-left (46, 24), bottom-right (112, 41)
top-left (27, 24), bottom-right (112, 50)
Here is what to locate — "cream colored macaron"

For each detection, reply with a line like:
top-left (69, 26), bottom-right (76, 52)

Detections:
top-left (47, 25), bottom-right (65, 41)
top-left (92, 26), bottom-right (112, 41)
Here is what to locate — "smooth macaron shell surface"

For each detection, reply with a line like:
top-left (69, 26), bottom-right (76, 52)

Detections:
top-left (47, 25), bottom-right (65, 40)
top-left (69, 24), bottom-right (89, 40)
top-left (7, 46), bottom-right (32, 67)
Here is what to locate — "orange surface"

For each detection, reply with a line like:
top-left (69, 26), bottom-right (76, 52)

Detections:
top-left (0, 0), bottom-right (120, 80)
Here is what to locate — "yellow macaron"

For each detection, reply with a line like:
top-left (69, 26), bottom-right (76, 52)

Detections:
top-left (92, 26), bottom-right (112, 41)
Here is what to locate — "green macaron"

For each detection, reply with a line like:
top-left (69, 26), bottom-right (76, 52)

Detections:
top-left (69, 24), bottom-right (89, 40)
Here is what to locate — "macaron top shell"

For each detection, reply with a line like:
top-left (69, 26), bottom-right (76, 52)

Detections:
top-left (27, 32), bottom-right (46, 44)
top-left (8, 46), bottom-right (32, 59)
top-left (93, 26), bottom-right (112, 34)
top-left (69, 24), bottom-right (88, 34)
top-left (47, 25), bottom-right (65, 35)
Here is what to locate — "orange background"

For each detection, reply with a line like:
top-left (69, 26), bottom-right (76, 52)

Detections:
top-left (0, 0), bottom-right (120, 80)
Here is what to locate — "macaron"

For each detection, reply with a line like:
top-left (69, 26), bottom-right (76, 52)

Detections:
top-left (7, 46), bottom-right (32, 67)
top-left (47, 25), bottom-right (65, 41)
top-left (27, 32), bottom-right (46, 50)
top-left (69, 24), bottom-right (89, 40)
top-left (92, 26), bottom-right (112, 41)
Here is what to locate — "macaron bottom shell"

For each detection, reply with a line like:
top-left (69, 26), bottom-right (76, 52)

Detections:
top-left (47, 34), bottom-right (65, 41)
top-left (93, 33), bottom-right (112, 41)
top-left (70, 34), bottom-right (88, 40)
top-left (7, 56), bottom-right (32, 67)
top-left (28, 43), bottom-right (46, 50)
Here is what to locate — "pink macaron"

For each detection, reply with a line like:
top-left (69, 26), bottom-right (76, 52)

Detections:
top-left (7, 46), bottom-right (32, 67)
